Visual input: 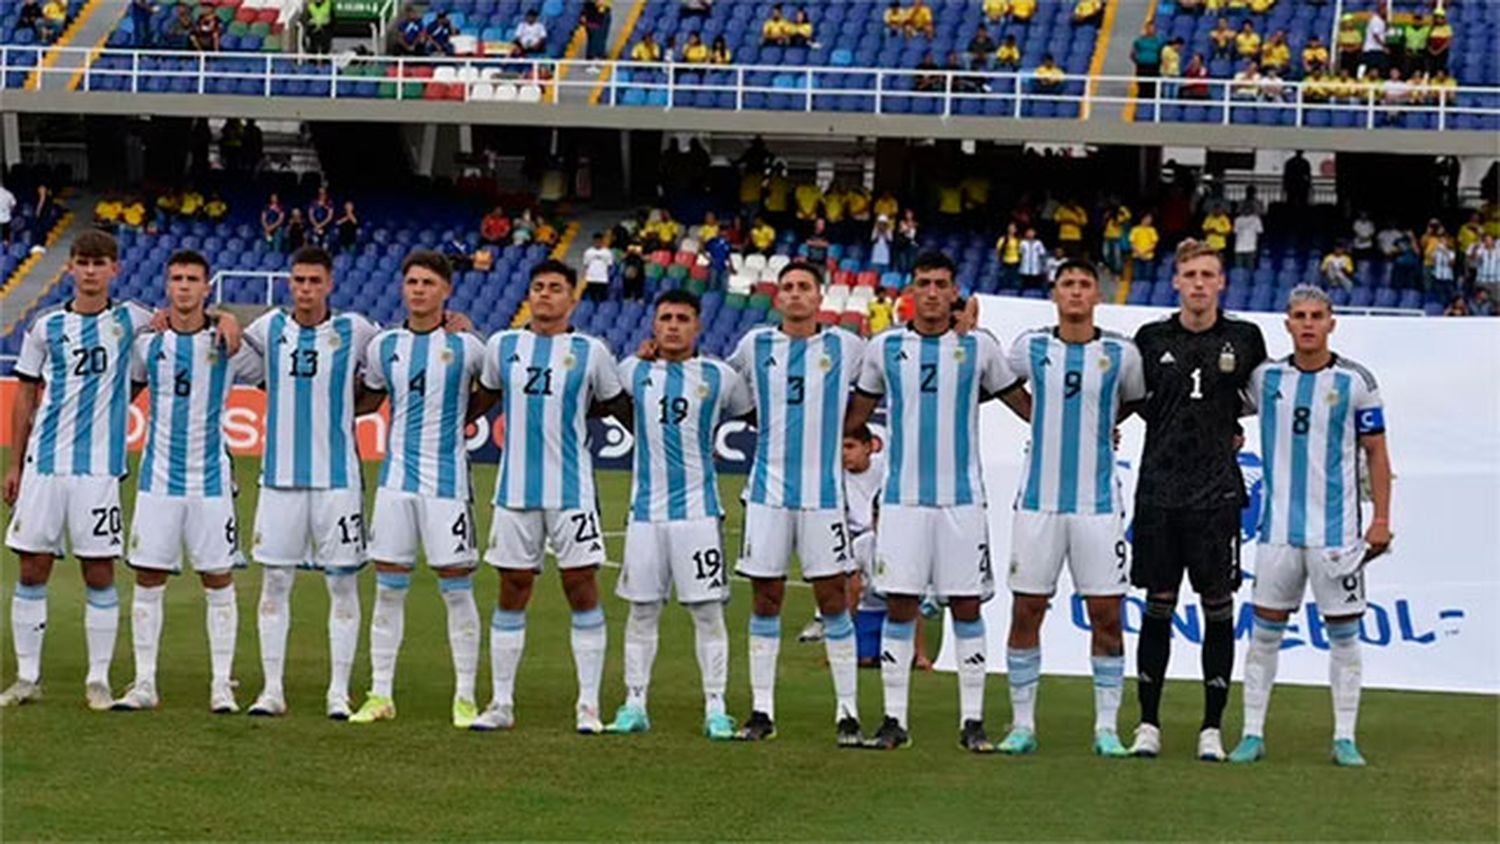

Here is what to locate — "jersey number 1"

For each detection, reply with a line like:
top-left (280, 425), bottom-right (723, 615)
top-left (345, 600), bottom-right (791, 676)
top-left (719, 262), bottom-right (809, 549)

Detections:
top-left (1189, 367), bottom-right (1203, 400)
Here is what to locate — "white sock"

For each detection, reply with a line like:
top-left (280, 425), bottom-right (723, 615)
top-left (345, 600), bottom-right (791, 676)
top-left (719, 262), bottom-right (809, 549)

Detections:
top-left (1007, 646), bottom-right (1041, 731)
top-left (84, 585), bottom-right (119, 687)
top-left (822, 610), bottom-right (858, 722)
top-left (130, 583), bottom-right (165, 689)
top-left (256, 568), bottom-right (295, 697)
top-left (1241, 616), bottom-right (1286, 737)
top-left (748, 613), bottom-right (780, 719)
top-left (624, 602), bottom-right (662, 711)
top-left (369, 571), bottom-right (409, 699)
top-left (205, 584), bottom-right (238, 686)
top-left (440, 575), bottom-right (480, 702)
top-left (954, 617), bottom-right (987, 726)
top-left (571, 607), bottom-right (607, 713)
top-left (11, 584), bottom-right (47, 684)
top-left (489, 608), bottom-right (526, 708)
top-left (880, 617), bottom-right (915, 727)
top-left (1328, 619), bottom-right (1362, 742)
top-left (324, 571), bottom-right (361, 701)
top-left (1091, 654), bottom-right (1126, 732)
top-left (688, 601), bottom-right (728, 717)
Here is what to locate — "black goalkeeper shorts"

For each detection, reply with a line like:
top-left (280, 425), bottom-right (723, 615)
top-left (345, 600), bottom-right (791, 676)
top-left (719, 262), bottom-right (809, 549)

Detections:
top-left (1129, 504), bottom-right (1242, 597)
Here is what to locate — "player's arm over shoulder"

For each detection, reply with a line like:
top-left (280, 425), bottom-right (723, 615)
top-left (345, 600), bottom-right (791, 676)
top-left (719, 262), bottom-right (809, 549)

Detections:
top-left (716, 359), bottom-right (756, 420)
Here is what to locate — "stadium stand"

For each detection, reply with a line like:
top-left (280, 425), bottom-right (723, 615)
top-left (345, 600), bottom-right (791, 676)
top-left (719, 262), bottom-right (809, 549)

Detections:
top-left (108, 0), bottom-right (290, 52)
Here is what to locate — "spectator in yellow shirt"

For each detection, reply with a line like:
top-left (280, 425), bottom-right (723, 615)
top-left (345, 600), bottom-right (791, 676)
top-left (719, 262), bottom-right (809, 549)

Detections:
top-left (873, 191), bottom-right (898, 222)
top-left (983, 0), bottom-right (1008, 23)
top-left (697, 211), bottom-right (721, 242)
top-left (960, 174), bottom-right (990, 222)
top-left (996, 222), bottom-right (1023, 288)
top-left (1129, 212), bottom-right (1159, 277)
top-left (764, 166), bottom-right (793, 222)
top-left (1202, 207), bottom-right (1233, 252)
top-left (845, 187), bottom-right (871, 227)
top-left (996, 35), bottom-right (1021, 68)
top-left (1210, 17), bottom-right (1234, 60)
top-left (904, 0), bottom-right (934, 38)
top-left (1259, 30), bottom-right (1290, 74)
top-left (121, 201), bottom-right (146, 231)
top-left (747, 217), bottom-right (776, 255)
top-left (1033, 54), bottom-right (1064, 92)
top-left (1301, 34), bottom-right (1329, 76)
top-left (884, 2), bottom-right (908, 33)
top-left (710, 35), bottom-right (732, 64)
top-left (1010, 0), bottom-right (1036, 23)
top-left (761, 4), bottom-right (791, 46)
top-left (1235, 21), bottom-right (1261, 60)
top-left (683, 32), bottom-right (708, 63)
top-left (867, 290), bottom-right (894, 334)
top-left (179, 190), bottom-right (204, 218)
top-left (631, 33), bottom-right (662, 62)
top-left (1072, 0), bottom-right (1102, 26)
top-left (1053, 198), bottom-right (1088, 257)
top-left (1248, 0), bottom-right (1274, 13)
top-left (822, 186), bottom-right (847, 236)
top-left (1303, 69), bottom-right (1332, 102)
top-left (204, 193), bottom-right (228, 221)
top-left (794, 181), bottom-right (822, 227)
top-left (788, 8), bottom-right (813, 47)
top-left (1320, 245), bottom-right (1354, 290)
top-left (1102, 202), bottom-right (1131, 273)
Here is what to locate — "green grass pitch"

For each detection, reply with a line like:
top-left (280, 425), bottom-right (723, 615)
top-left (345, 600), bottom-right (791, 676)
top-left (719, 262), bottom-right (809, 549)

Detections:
top-left (2, 460), bottom-right (1496, 840)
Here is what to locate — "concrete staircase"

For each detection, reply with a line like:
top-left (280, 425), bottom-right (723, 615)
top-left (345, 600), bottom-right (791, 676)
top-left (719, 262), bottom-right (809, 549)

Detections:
top-left (31, 0), bottom-right (128, 92)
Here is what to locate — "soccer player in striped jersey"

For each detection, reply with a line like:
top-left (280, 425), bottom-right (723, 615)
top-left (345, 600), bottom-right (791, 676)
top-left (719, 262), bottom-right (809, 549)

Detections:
top-left (241, 246), bottom-right (381, 720)
top-left (846, 251), bottom-right (1029, 752)
top-left (727, 260), bottom-right (867, 745)
top-left (996, 260), bottom-right (1146, 758)
top-left (604, 289), bottom-right (754, 740)
top-left (2, 231), bottom-right (150, 710)
top-left (348, 251), bottom-right (488, 727)
top-left (113, 250), bottom-right (263, 713)
top-left (471, 259), bottom-right (630, 734)
top-left (1230, 286), bottom-right (1392, 768)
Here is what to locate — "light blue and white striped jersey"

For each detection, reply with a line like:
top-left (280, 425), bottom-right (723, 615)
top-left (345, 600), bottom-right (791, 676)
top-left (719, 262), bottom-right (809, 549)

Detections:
top-left (1249, 355), bottom-right (1385, 548)
top-left (728, 325), bottom-right (865, 511)
top-left (364, 326), bottom-right (486, 501)
top-left (131, 328), bottom-right (262, 497)
top-left (619, 355), bottom-right (753, 523)
top-left (245, 309), bottom-right (380, 490)
top-left (856, 327), bottom-right (1019, 507)
top-left (15, 300), bottom-right (153, 478)
top-left (480, 329), bottom-right (623, 511)
top-left (1008, 327), bottom-right (1145, 515)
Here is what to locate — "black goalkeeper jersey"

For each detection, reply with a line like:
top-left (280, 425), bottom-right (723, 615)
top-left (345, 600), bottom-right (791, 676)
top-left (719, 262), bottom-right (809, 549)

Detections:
top-left (1133, 311), bottom-right (1267, 510)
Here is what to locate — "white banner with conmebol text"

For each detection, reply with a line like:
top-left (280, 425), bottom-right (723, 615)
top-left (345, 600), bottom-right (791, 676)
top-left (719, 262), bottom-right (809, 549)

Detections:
top-left (933, 298), bottom-right (1500, 694)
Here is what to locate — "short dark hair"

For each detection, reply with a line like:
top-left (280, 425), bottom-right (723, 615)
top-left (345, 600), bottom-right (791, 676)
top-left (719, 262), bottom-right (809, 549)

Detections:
top-left (1050, 259), bottom-right (1099, 284)
top-left (654, 287), bottom-right (701, 315)
top-left (844, 423), bottom-right (874, 443)
top-left (71, 229), bottom-right (118, 261)
top-left (777, 258), bottom-right (824, 286)
top-left (166, 249), bottom-right (211, 276)
top-left (290, 245), bottom-right (333, 271)
top-left (530, 257), bottom-right (577, 289)
top-left (401, 249), bottom-right (452, 283)
top-left (912, 250), bottom-right (957, 277)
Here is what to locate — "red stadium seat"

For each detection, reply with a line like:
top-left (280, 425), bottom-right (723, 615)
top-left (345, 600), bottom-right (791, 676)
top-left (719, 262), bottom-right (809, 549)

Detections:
top-left (673, 250), bottom-right (694, 266)
top-left (688, 264), bottom-right (709, 281)
top-left (833, 269), bottom-right (854, 287)
top-left (854, 270), bottom-right (878, 287)
top-left (650, 249), bottom-right (672, 266)
top-left (754, 281), bottom-right (777, 297)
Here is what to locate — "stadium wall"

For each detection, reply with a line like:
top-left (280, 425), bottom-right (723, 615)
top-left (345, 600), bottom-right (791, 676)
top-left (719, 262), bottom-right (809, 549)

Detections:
top-left (931, 298), bottom-right (1500, 695)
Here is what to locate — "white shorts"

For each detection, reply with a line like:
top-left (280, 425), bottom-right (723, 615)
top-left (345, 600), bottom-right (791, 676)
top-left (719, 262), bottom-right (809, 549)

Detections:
top-left (128, 491), bottom-right (239, 574)
top-left (1253, 542), bottom-right (1368, 616)
top-left (367, 488), bottom-right (477, 569)
top-left (735, 503), bottom-right (853, 581)
top-left (6, 470), bottom-right (123, 559)
top-left (484, 506), bottom-right (607, 571)
top-left (874, 504), bottom-right (994, 601)
top-left (616, 517), bottom-right (728, 605)
top-left (252, 486), bottom-right (367, 571)
top-left (1008, 510), bottom-right (1129, 597)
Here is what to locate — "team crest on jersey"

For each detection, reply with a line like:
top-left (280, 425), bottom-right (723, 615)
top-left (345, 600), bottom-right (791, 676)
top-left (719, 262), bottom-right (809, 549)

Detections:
top-left (1326, 390), bottom-right (1341, 405)
top-left (112, 323), bottom-right (125, 338)
top-left (819, 355), bottom-right (832, 371)
top-left (205, 347), bottom-right (219, 364)
top-left (328, 333), bottom-right (341, 348)
top-left (953, 347), bottom-right (966, 362)
top-left (697, 383), bottom-right (711, 398)
top-left (1097, 356), bottom-right (1112, 370)
top-left (563, 353), bottom-right (577, 369)
top-left (439, 347), bottom-right (454, 364)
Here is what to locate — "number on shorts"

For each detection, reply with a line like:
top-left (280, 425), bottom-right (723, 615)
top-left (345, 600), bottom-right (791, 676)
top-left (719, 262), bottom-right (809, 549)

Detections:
top-left (91, 505), bottom-right (122, 537)
top-left (570, 511), bottom-right (601, 543)
top-left (1293, 406), bottom-right (1312, 435)
top-left (978, 542), bottom-right (992, 576)
top-left (657, 396), bottom-right (690, 424)
top-left (920, 363), bottom-right (938, 393)
top-left (1064, 370), bottom-right (1082, 398)
top-left (829, 521), bottom-right (848, 556)
top-left (786, 375), bottom-right (805, 405)
top-left (224, 517), bottom-right (238, 546)
top-left (337, 513), bottom-right (364, 546)
top-left (72, 346), bottom-right (108, 376)
top-left (1115, 540), bottom-right (1127, 570)
top-left (174, 368), bottom-right (192, 397)
top-left (451, 511), bottom-right (471, 550)
top-left (693, 548), bottom-right (723, 582)
top-left (288, 348), bottom-right (318, 378)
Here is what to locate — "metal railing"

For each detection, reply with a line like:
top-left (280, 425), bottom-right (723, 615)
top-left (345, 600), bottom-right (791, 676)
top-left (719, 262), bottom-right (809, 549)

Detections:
top-left (1, 46), bottom-right (1497, 131)
top-left (211, 269), bottom-right (288, 306)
